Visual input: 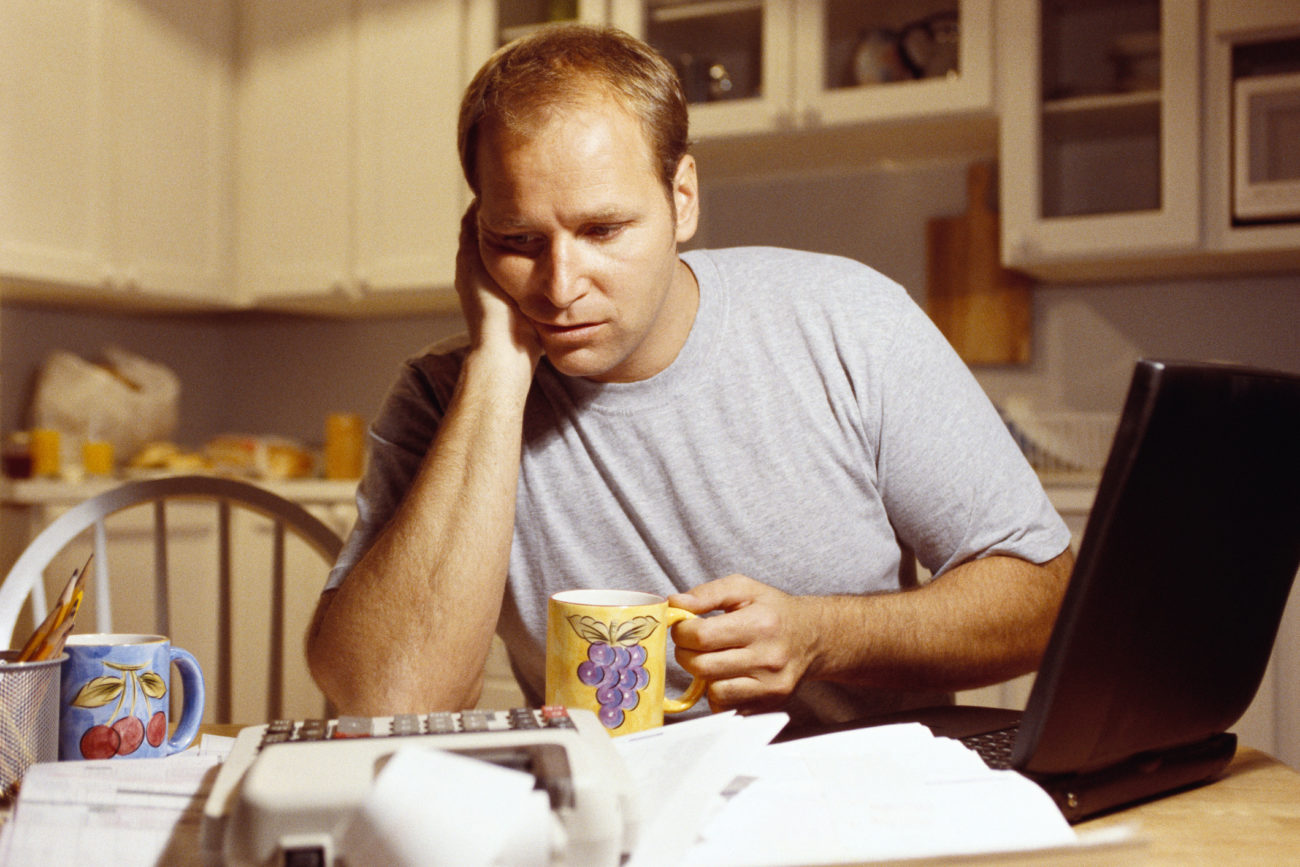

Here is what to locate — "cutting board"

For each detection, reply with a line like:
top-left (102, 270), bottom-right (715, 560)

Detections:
top-left (925, 162), bottom-right (1032, 365)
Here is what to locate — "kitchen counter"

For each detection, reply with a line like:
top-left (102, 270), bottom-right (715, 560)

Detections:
top-left (0, 474), bottom-right (359, 507)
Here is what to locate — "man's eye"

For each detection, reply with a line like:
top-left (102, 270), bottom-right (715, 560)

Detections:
top-left (586, 224), bottom-right (624, 240)
top-left (492, 234), bottom-right (539, 252)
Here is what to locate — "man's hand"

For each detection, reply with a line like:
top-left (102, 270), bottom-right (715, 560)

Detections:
top-left (456, 202), bottom-right (543, 368)
top-left (668, 552), bottom-right (1073, 718)
top-left (669, 574), bottom-right (822, 714)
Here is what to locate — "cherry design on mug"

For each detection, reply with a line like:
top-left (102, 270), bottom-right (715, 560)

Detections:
top-left (566, 615), bottom-right (656, 730)
top-left (70, 661), bottom-right (168, 758)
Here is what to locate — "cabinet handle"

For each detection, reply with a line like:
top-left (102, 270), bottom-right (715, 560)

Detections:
top-left (1007, 230), bottom-right (1035, 261)
top-left (331, 277), bottom-right (367, 301)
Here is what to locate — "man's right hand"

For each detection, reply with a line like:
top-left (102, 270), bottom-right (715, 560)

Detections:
top-left (457, 202), bottom-right (544, 371)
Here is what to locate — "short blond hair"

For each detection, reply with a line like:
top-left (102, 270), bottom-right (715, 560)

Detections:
top-left (458, 24), bottom-right (690, 200)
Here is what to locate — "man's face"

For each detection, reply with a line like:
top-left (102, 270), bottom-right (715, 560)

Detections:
top-left (474, 98), bottom-right (699, 383)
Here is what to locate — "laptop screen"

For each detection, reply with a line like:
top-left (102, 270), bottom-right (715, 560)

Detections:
top-left (1013, 359), bottom-right (1300, 776)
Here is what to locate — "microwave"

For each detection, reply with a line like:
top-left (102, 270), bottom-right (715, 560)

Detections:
top-left (1233, 70), bottom-right (1300, 223)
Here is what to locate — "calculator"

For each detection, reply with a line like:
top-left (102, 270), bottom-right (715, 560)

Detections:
top-left (200, 707), bottom-right (635, 867)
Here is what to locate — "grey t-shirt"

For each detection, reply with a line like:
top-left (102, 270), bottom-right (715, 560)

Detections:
top-left (327, 247), bottom-right (1070, 728)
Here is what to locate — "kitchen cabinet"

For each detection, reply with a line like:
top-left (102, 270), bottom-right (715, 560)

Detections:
top-left (235, 0), bottom-right (468, 314)
top-left (0, 0), bottom-right (234, 309)
top-left (1202, 1), bottom-right (1300, 271)
top-left (471, 2), bottom-right (995, 178)
top-left (609, 1), bottom-right (992, 141)
top-left (996, 0), bottom-right (1202, 281)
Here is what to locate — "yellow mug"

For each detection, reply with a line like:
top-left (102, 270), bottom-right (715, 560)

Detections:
top-left (546, 589), bottom-right (706, 735)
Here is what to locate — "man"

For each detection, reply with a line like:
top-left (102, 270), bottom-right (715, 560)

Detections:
top-left (307, 25), bottom-right (1073, 730)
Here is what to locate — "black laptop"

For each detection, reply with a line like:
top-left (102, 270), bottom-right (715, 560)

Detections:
top-left (789, 359), bottom-right (1300, 822)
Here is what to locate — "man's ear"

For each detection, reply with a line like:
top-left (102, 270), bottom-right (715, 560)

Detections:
top-left (672, 155), bottom-right (700, 243)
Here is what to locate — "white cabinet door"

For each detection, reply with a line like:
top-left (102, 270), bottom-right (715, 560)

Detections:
top-left (238, 0), bottom-right (467, 313)
top-left (235, 0), bottom-right (353, 305)
top-left (351, 0), bottom-right (468, 310)
top-left (108, 0), bottom-right (234, 303)
top-left (0, 0), bottom-right (233, 307)
top-left (0, 1), bottom-right (108, 291)
top-left (997, 0), bottom-right (1201, 280)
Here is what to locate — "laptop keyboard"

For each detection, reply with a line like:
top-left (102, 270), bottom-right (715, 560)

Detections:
top-left (959, 725), bottom-right (1020, 770)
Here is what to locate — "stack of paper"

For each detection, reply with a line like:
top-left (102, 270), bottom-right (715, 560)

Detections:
top-left (0, 736), bottom-right (233, 867)
top-left (0, 719), bottom-right (1115, 867)
top-left (678, 722), bottom-right (1083, 866)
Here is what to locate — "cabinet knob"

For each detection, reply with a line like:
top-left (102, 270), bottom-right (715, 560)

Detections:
top-left (1007, 230), bottom-right (1033, 260)
top-left (332, 278), bottom-right (365, 301)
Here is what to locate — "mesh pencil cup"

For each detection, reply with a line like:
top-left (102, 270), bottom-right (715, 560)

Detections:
top-left (0, 651), bottom-right (64, 801)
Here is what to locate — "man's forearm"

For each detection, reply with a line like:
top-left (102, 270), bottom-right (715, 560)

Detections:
top-left (307, 350), bottom-right (533, 715)
top-left (806, 550), bottom-right (1074, 692)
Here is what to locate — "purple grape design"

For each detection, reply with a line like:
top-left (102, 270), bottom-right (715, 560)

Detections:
top-left (566, 613), bottom-right (660, 730)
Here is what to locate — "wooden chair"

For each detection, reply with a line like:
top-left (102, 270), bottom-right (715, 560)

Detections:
top-left (0, 475), bottom-right (344, 723)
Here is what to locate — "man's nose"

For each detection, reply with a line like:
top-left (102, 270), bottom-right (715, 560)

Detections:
top-left (540, 238), bottom-right (584, 308)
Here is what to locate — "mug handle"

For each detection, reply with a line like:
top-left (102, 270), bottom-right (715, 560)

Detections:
top-left (662, 606), bottom-right (707, 714)
top-left (166, 646), bottom-right (206, 755)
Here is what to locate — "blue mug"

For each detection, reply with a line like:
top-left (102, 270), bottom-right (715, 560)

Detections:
top-left (59, 633), bottom-right (205, 760)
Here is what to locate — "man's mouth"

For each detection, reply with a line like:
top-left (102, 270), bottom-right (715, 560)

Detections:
top-left (535, 320), bottom-right (602, 339)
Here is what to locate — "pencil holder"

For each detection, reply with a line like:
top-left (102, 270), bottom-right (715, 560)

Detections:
top-left (0, 651), bottom-right (64, 801)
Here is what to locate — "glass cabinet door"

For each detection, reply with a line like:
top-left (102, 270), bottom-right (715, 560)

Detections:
top-left (610, 0), bottom-right (796, 140)
top-left (998, 0), bottom-right (1201, 277)
top-left (496, 0), bottom-right (606, 44)
top-left (793, 0), bottom-right (992, 129)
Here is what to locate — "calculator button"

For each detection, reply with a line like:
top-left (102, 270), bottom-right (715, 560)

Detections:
top-left (460, 711), bottom-right (490, 732)
top-left (261, 731), bottom-right (291, 747)
top-left (540, 706), bottom-right (573, 727)
top-left (390, 714), bottom-right (422, 736)
top-left (333, 716), bottom-right (371, 738)
top-left (298, 720), bottom-right (330, 741)
top-left (509, 708), bottom-right (540, 729)
top-left (426, 712), bottom-right (456, 733)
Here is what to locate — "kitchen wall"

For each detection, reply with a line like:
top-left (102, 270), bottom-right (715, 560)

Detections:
top-left (2, 157), bottom-right (1299, 452)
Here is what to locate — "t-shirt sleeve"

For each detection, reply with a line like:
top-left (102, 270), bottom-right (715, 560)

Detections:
top-left (869, 295), bottom-right (1071, 576)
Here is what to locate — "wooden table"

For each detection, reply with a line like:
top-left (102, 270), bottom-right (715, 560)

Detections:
top-left (885, 747), bottom-right (1300, 865)
top-left (1068, 747), bottom-right (1300, 864)
top-left (198, 725), bottom-right (1300, 864)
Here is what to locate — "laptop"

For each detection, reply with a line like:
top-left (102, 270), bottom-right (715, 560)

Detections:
top-left (788, 359), bottom-right (1300, 822)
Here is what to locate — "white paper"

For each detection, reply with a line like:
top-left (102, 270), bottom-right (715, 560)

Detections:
top-left (680, 724), bottom-right (1082, 866)
top-left (0, 753), bottom-right (224, 867)
top-left (615, 711), bottom-right (789, 867)
top-left (338, 745), bottom-right (555, 867)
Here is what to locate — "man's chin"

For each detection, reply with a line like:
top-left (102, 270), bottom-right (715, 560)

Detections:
top-left (545, 346), bottom-right (611, 380)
